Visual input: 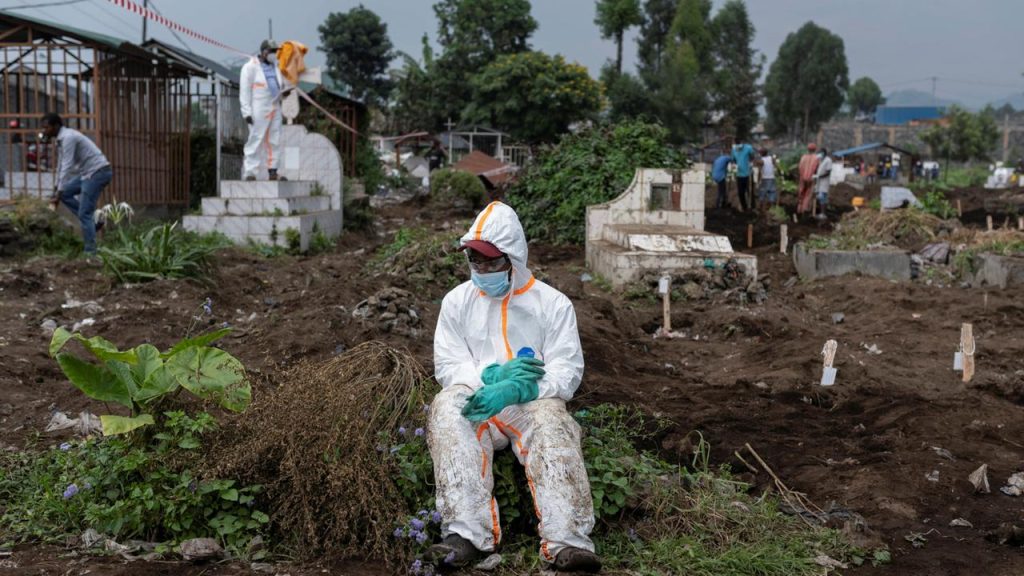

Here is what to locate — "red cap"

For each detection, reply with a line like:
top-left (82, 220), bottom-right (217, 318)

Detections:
top-left (459, 239), bottom-right (503, 258)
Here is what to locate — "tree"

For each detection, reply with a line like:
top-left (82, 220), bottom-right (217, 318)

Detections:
top-left (430, 0), bottom-right (537, 126)
top-left (636, 0), bottom-right (677, 81)
top-left (647, 0), bottom-right (713, 142)
top-left (710, 0), bottom-right (762, 140)
top-left (600, 64), bottom-right (650, 121)
top-left (764, 21), bottom-right (849, 139)
top-left (388, 35), bottom-right (437, 134)
top-left (922, 105), bottom-right (1000, 166)
top-left (847, 77), bottom-right (885, 115)
top-left (462, 51), bottom-right (603, 143)
top-left (317, 6), bottom-right (394, 105)
top-left (594, 0), bottom-right (643, 75)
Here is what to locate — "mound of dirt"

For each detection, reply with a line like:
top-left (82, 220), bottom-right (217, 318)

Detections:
top-left (206, 341), bottom-right (434, 564)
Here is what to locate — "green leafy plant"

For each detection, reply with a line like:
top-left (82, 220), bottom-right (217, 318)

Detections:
top-left (430, 168), bottom-right (488, 209)
top-left (918, 188), bottom-right (956, 219)
top-left (0, 412), bottom-right (267, 554)
top-left (47, 322), bottom-right (250, 436)
top-left (284, 227), bottom-right (301, 253)
top-left (98, 221), bottom-right (228, 284)
top-left (507, 120), bottom-right (688, 244)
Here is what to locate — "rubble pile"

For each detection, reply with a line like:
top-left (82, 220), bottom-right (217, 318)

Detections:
top-left (634, 258), bottom-right (769, 304)
top-left (352, 287), bottom-right (423, 336)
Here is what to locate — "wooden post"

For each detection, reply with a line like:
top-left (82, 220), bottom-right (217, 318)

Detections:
top-left (957, 199), bottom-right (962, 218)
top-left (961, 323), bottom-right (975, 383)
top-left (1004, 216), bottom-right (1011, 230)
top-left (780, 224), bottom-right (788, 254)
top-left (792, 213), bottom-right (798, 224)
top-left (746, 224), bottom-right (753, 249)
top-left (1018, 216), bottom-right (1023, 231)
top-left (987, 215), bottom-right (993, 231)
top-left (659, 276), bottom-right (671, 333)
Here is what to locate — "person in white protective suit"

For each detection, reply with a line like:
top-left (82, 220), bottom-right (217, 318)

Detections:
top-left (425, 201), bottom-right (601, 573)
top-left (239, 40), bottom-right (292, 181)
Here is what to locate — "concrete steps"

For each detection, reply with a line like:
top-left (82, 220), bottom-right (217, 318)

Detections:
top-left (183, 180), bottom-right (342, 252)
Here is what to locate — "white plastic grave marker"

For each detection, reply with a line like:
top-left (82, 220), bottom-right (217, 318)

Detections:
top-left (820, 339), bottom-right (838, 386)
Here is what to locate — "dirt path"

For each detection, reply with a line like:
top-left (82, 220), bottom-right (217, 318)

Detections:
top-left (1, 196), bottom-right (1022, 575)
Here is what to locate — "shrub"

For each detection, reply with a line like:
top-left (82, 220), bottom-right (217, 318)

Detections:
top-left (99, 221), bottom-right (229, 284)
top-left (368, 226), bottom-right (468, 292)
top-left (0, 411), bottom-right (267, 555)
top-left (918, 188), bottom-right (956, 219)
top-left (430, 168), bottom-right (487, 210)
top-left (506, 120), bottom-right (688, 244)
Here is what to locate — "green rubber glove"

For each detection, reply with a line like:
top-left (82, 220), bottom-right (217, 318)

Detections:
top-left (480, 357), bottom-right (545, 387)
top-left (461, 379), bottom-right (540, 423)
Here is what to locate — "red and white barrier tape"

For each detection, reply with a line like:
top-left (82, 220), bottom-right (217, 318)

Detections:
top-left (104, 1), bottom-right (359, 136)
top-left (105, 0), bottom-right (248, 55)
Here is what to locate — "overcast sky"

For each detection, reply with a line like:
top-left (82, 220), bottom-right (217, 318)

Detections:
top-left (5, 0), bottom-right (1023, 106)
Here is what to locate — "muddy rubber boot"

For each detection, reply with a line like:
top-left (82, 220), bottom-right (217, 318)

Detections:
top-left (268, 170), bottom-right (288, 181)
top-left (244, 174), bottom-right (256, 181)
top-left (425, 534), bottom-right (481, 569)
top-left (553, 547), bottom-right (602, 573)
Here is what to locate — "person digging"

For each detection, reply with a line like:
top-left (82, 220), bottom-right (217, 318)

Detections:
top-left (425, 201), bottom-right (601, 573)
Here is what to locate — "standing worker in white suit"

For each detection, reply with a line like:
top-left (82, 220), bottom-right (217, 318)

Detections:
top-left (425, 201), bottom-right (602, 573)
top-left (239, 39), bottom-right (292, 181)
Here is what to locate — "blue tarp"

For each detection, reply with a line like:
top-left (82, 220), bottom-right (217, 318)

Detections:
top-left (875, 106), bottom-right (944, 125)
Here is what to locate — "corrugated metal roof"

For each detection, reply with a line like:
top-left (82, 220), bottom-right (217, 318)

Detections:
top-left (453, 150), bottom-right (515, 187)
top-left (2, 9), bottom-right (131, 52)
top-left (875, 106), bottom-right (944, 125)
top-left (833, 142), bottom-right (885, 157)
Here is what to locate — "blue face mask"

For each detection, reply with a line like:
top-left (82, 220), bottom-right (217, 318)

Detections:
top-left (472, 270), bottom-right (511, 297)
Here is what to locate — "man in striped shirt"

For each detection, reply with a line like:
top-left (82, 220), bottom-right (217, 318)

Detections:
top-left (44, 113), bottom-right (112, 255)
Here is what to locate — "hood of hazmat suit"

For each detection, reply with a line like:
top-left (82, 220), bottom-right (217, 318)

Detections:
top-left (433, 201), bottom-right (584, 401)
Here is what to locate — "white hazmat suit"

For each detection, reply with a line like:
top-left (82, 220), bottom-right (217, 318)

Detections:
top-left (239, 56), bottom-right (290, 179)
top-left (428, 201), bottom-right (595, 563)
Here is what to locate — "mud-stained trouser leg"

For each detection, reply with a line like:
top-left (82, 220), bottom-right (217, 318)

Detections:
top-left (428, 384), bottom-right (501, 552)
top-left (492, 399), bottom-right (596, 562)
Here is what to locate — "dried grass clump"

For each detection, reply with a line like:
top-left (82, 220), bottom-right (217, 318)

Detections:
top-left (206, 341), bottom-right (434, 563)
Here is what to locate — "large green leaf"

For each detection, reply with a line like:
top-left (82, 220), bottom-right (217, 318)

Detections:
top-left (106, 360), bottom-right (139, 398)
top-left (166, 346), bottom-right (250, 412)
top-left (49, 327), bottom-right (137, 363)
top-left (55, 353), bottom-right (132, 408)
top-left (100, 413), bottom-right (154, 435)
top-left (48, 327), bottom-right (74, 357)
top-left (162, 328), bottom-right (232, 359)
top-left (131, 344), bottom-right (163, 385)
top-left (134, 365), bottom-right (180, 403)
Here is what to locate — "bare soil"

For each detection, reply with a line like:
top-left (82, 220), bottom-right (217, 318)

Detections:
top-left (1, 188), bottom-right (1023, 575)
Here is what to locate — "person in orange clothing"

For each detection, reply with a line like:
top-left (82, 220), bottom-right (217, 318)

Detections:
top-left (797, 143), bottom-right (820, 215)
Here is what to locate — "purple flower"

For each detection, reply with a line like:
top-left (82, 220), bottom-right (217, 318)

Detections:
top-left (59, 442), bottom-right (71, 451)
top-left (408, 528), bottom-right (421, 539)
top-left (414, 427), bottom-right (425, 437)
top-left (431, 510), bottom-right (442, 524)
top-left (62, 483), bottom-right (79, 499)
top-left (422, 404), bottom-right (430, 413)
top-left (410, 518), bottom-right (425, 531)
top-left (410, 559), bottom-right (423, 575)
top-left (443, 551), bottom-right (456, 565)
top-left (393, 527), bottom-right (405, 539)
top-left (83, 482), bottom-right (92, 490)
top-left (415, 531), bottom-right (428, 544)
top-left (202, 298), bottom-right (213, 315)
top-left (220, 321), bottom-right (230, 328)
top-left (417, 509), bottom-right (429, 517)
top-left (628, 527), bottom-right (639, 542)
top-left (398, 426), bottom-right (407, 435)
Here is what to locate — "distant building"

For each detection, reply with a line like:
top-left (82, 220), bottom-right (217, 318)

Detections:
top-left (874, 106), bottom-right (945, 126)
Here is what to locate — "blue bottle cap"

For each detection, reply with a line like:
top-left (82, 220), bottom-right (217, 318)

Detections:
top-left (516, 347), bottom-right (535, 358)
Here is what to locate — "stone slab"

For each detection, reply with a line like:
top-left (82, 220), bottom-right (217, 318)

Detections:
top-left (971, 253), bottom-right (1024, 288)
top-left (220, 180), bottom-right (314, 199)
top-left (586, 239), bottom-right (758, 288)
top-left (201, 195), bottom-right (330, 216)
top-left (793, 243), bottom-right (911, 281)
